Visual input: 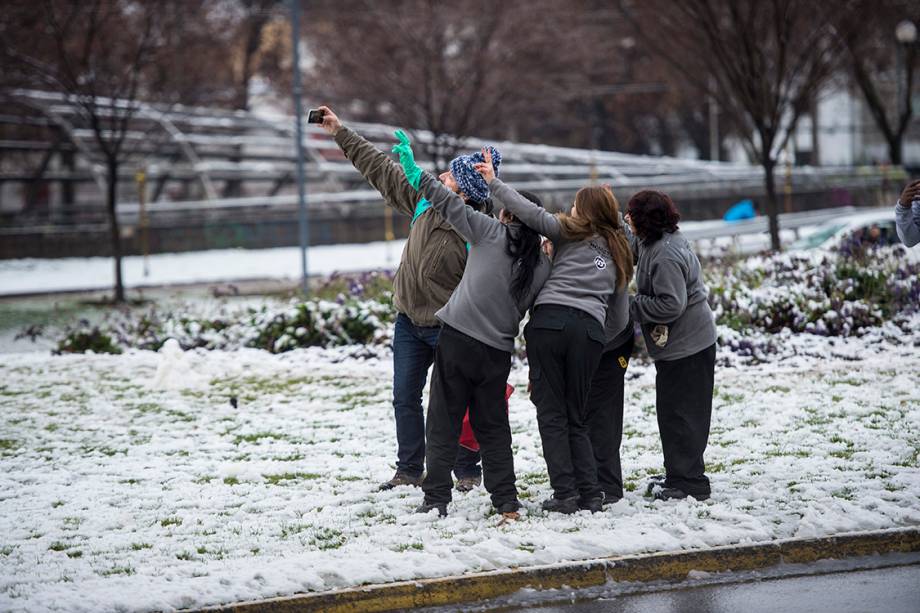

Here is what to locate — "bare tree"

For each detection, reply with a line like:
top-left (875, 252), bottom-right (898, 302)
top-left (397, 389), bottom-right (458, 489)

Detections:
top-left (305, 0), bottom-right (573, 167)
top-left (840, 0), bottom-right (919, 166)
top-left (620, 0), bottom-right (854, 251)
top-left (0, 0), bottom-right (174, 302)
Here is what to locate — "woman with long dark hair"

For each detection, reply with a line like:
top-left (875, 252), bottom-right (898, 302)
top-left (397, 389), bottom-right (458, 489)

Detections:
top-left (476, 153), bottom-right (633, 514)
top-left (392, 133), bottom-right (551, 517)
top-left (626, 190), bottom-right (717, 501)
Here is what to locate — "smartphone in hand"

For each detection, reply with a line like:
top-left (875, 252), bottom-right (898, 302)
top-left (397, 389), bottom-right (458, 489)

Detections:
top-left (307, 108), bottom-right (325, 124)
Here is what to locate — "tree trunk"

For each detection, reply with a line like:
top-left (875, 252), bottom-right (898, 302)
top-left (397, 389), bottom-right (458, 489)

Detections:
top-left (887, 133), bottom-right (903, 166)
top-left (763, 158), bottom-right (782, 252)
top-left (106, 158), bottom-right (126, 303)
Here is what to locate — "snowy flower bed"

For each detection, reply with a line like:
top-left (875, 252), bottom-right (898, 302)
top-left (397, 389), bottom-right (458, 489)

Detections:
top-left (1, 326), bottom-right (918, 611)
top-left (48, 246), bottom-right (920, 364)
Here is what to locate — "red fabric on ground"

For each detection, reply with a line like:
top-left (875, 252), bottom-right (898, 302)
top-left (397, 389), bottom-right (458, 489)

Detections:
top-left (458, 384), bottom-right (514, 452)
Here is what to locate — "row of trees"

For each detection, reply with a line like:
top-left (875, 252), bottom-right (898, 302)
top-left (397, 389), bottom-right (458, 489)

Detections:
top-left (0, 0), bottom-right (917, 299)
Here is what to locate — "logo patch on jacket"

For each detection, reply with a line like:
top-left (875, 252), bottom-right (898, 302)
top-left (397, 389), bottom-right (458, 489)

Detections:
top-left (594, 256), bottom-right (606, 270)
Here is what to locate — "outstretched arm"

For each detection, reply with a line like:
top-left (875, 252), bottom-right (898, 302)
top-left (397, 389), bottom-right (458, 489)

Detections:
top-left (319, 106), bottom-right (420, 218)
top-left (474, 148), bottom-right (563, 241)
top-left (392, 131), bottom-right (498, 244)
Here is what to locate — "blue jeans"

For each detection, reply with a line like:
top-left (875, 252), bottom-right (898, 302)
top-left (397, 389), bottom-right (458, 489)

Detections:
top-left (392, 313), bottom-right (481, 479)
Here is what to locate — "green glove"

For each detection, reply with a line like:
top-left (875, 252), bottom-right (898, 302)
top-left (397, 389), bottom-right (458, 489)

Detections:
top-left (392, 129), bottom-right (423, 190)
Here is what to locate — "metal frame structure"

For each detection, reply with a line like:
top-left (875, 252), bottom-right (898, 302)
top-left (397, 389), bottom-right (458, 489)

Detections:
top-left (0, 88), bottom-right (899, 229)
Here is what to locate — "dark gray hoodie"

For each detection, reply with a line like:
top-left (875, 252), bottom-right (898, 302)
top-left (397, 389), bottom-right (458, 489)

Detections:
top-left (629, 230), bottom-right (717, 361)
top-left (418, 174), bottom-right (551, 353)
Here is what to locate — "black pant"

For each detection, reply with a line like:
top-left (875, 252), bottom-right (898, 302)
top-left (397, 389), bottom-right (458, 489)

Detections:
top-left (525, 304), bottom-right (605, 501)
top-left (655, 343), bottom-right (716, 496)
top-left (585, 333), bottom-right (635, 499)
top-left (422, 325), bottom-right (516, 508)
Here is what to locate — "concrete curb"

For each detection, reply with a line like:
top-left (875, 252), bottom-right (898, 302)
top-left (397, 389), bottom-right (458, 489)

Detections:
top-left (198, 527), bottom-right (920, 613)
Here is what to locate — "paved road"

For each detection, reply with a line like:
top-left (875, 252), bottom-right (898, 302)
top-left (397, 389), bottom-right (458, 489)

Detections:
top-left (520, 564), bottom-right (920, 613)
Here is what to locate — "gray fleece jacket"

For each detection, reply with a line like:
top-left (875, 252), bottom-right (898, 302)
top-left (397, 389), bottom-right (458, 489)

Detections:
top-left (605, 290), bottom-right (633, 350)
top-left (490, 178), bottom-right (618, 325)
top-left (629, 230), bottom-right (717, 361)
top-left (896, 200), bottom-right (920, 248)
top-left (418, 174), bottom-right (551, 353)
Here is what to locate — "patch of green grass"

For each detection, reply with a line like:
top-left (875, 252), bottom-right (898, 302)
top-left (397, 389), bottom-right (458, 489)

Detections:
top-left (44, 423), bottom-right (59, 432)
top-left (100, 565), bottom-right (134, 576)
top-left (0, 439), bottom-right (19, 452)
top-left (624, 481), bottom-right (638, 492)
top-left (161, 516), bottom-right (183, 528)
top-left (223, 476), bottom-right (240, 486)
top-left (764, 385), bottom-right (790, 394)
top-left (264, 472), bottom-right (321, 485)
top-left (280, 522), bottom-right (311, 539)
top-left (166, 409), bottom-right (195, 423)
top-left (193, 475), bottom-right (215, 485)
top-left (0, 545), bottom-right (16, 556)
top-left (51, 500), bottom-right (65, 508)
top-left (718, 391), bottom-right (745, 404)
top-left (274, 453), bottom-right (305, 462)
top-left (519, 472), bottom-right (549, 485)
top-left (66, 550), bottom-right (83, 559)
top-left (175, 551), bottom-right (194, 561)
top-left (119, 478), bottom-right (141, 485)
top-left (48, 541), bottom-right (68, 552)
top-left (832, 486), bottom-right (855, 501)
top-left (232, 431), bottom-right (290, 446)
top-left (516, 543), bottom-right (536, 553)
top-left (395, 542), bottom-right (424, 552)
top-left (131, 542), bottom-right (152, 551)
top-left (62, 517), bottom-right (82, 530)
top-left (310, 527), bottom-right (345, 550)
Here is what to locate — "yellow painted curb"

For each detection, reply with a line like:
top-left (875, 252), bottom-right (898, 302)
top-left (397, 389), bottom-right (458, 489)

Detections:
top-left (196, 527), bottom-right (920, 613)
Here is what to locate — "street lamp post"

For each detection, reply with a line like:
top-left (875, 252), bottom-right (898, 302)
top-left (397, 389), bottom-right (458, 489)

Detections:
top-left (289, 0), bottom-right (309, 294)
top-left (895, 20), bottom-right (917, 136)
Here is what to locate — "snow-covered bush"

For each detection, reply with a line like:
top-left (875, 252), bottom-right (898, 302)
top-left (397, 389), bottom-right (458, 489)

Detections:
top-left (54, 298), bottom-right (395, 354)
top-left (48, 245), bottom-right (918, 356)
top-left (708, 245), bottom-right (919, 337)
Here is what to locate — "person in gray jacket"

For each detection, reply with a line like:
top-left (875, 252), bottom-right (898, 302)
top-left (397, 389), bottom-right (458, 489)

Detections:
top-left (895, 180), bottom-right (920, 247)
top-left (626, 190), bottom-right (717, 502)
top-left (393, 134), bottom-right (551, 518)
top-left (476, 153), bottom-right (634, 514)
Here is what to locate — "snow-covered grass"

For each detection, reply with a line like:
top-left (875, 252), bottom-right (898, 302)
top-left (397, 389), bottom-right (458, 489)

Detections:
top-left (1, 325), bottom-right (919, 612)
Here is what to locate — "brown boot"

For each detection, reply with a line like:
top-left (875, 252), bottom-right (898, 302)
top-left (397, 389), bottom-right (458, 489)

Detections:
top-left (378, 471), bottom-right (422, 491)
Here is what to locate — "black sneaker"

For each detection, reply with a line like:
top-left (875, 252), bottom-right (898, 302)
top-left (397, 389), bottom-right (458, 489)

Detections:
top-left (455, 474), bottom-right (482, 492)
top-left (654, 487), bottom-right (710, 502)
top-left (578, 496), bottom-right (604, 513)
top-left (415, 501), bottom-right (448, 517)
top-left (541, 495), bottom-right (580, 514)
top-left (379, 471), bottom-right (422, 491)
top-left (601, 491), bottom-right (622, 507)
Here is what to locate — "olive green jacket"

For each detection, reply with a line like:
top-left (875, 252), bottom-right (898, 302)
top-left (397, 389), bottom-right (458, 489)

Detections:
top-left (334, 126), bottom-right (469, 326)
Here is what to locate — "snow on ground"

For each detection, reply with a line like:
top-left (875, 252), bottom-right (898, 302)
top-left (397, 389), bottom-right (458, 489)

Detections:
top-left (0, 240), bottom-right (407, 296)
top-left (1, 329), bottom-right (919, 612)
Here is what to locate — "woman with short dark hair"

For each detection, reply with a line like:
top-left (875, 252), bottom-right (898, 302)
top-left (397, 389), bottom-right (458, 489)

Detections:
top-left (626, 190), bottom-right (717, 501)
